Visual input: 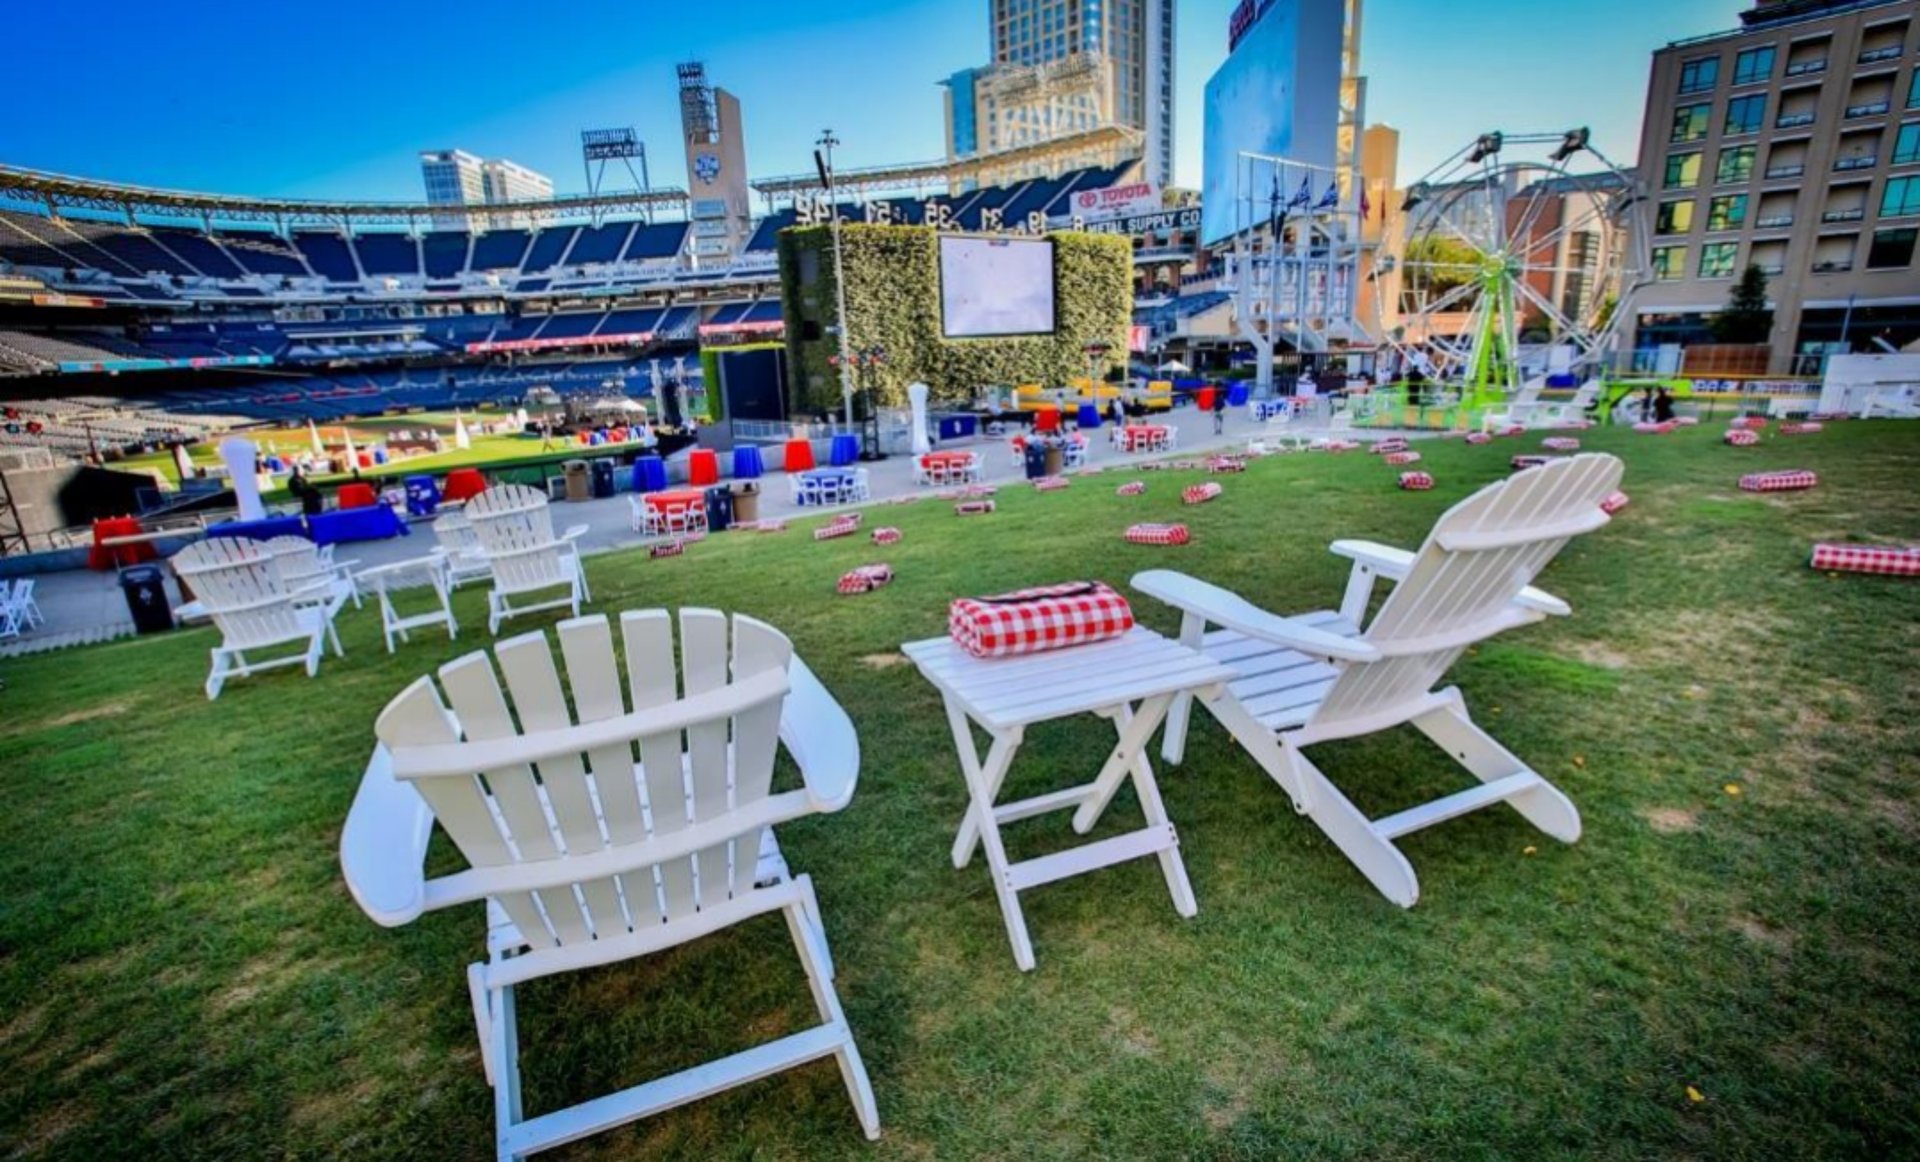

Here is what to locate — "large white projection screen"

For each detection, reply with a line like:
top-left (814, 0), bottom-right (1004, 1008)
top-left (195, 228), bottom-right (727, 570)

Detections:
top-left (939, 236), bottom-right (1056, 338)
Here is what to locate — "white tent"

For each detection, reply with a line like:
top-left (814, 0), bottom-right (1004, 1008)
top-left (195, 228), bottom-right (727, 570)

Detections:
top-left (453, 413), bottom-right (472, 450)
top-left (342, 428), bottom-right (358, 471)
top-left (1157, 359), bottom-right (1191, 374)
top-left (308, 420), bottom-right (324, 455)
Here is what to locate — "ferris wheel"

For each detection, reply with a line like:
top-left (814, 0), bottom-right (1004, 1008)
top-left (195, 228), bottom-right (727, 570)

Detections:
top-left (1374, 130), bottom-right (1648, 406)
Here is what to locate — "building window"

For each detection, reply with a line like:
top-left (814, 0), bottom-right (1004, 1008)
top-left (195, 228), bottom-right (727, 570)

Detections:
top-left (1895, 123), bottom-right (1920, 166)
top-left (1665, 152), bottom-right (1703, 189)
top-left (1671, 103), bottom-right (1711, 143)
top-left (1656, 199), bottom-right (1696, 235)
top-left (1910, 71), bottom-right (1920, 109)
top-left (1679, 56), bottom-right (1719, 94)
top-left (1707, 194), bottom-right (1749, 231)
top-left (1652, 246), bottom-right (1687, 280)
top-left (1724, 95), bottom-right (1766, 136)
top-left (1868, 227), bottom-right (1918, 268)
top-left (1699, 241), bottom-right (1740, 278)
top-left (1716, 145), bottom-right (1756, 185)
top-left (1884, 176), bottom-right (1920, 217)
top-left (1732, 46), bottom-right (1775, 86)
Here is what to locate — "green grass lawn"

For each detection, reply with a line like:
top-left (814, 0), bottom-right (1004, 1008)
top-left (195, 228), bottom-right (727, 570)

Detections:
top-left (4, 422), bottom-right (1918, 1159)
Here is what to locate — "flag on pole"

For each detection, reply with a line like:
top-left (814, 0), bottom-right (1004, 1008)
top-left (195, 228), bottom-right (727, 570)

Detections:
top-left (1288, 175), bottom-right (1313, 210)
top-left (1315, 181), bottom-right (1340, 210)
top-left (1361, 186), bottom-right (1373, 222)
top-left (1267, 169), bottom-right (1284, 240)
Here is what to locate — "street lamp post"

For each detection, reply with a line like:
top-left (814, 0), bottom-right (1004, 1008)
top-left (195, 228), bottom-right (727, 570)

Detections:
top-left (818, 129), bottom-right (856, 432)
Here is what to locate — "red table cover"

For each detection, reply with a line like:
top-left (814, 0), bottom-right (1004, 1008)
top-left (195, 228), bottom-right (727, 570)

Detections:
top-left (688, 448), bottom-right (719, 487)
top-left (88, 517), bottom-right (152, 570)
top-left (784, 438), bottom-right (816, 473)
top-left (949, 581), bottom-right (1134, 659)
top-left (337, 482), bottom-right (378, 509)
top-left (443, 468), bottom-right (487, 502)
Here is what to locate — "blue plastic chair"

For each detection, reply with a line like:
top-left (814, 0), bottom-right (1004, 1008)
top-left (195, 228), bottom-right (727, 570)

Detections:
top-left (1077, 402), bottom-right (1102, 429)
top-left (631, 456), bottom-right (667, 494)
top-left (732, 445), bottom-right (765, 479)
top-left (829, 433), bottom-right (860, 467)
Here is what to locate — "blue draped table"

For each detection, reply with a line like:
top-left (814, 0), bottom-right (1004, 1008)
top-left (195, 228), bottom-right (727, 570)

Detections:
top-left (308, 505), bottom-right (410, 546)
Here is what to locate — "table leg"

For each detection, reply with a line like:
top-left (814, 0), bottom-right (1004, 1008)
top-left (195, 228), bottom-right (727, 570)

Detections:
top-left (1070, 693), bottom-right (1196, 918)
top-left (941, 699), bottom-right (1036, 971)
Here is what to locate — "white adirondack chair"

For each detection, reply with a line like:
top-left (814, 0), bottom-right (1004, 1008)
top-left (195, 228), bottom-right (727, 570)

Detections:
top-left (1133, 453), bottom-right (1625, 907)
top-left (171, 536), bottom-right (346, 699)
top-left (262, 535), bottom-right (360, 614)
top-left (464, 484), bottom-right (591, 634)
top-left (339, 610), bottom-right (880, 1158)
top-left (432, 511), bottom-right (493, 590)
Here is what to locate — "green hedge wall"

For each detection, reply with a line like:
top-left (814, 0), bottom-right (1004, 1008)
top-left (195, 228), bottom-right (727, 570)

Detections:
top-left (777, 224), bottom-right (1133, 413)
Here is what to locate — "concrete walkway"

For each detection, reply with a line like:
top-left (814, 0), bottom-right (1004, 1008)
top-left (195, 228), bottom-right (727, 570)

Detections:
top-left (1, 406), bottom-right (1396, 657)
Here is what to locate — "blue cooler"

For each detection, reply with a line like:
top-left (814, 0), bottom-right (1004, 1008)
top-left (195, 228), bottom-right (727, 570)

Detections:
top-left (404, 474), bottom-right (440, 517)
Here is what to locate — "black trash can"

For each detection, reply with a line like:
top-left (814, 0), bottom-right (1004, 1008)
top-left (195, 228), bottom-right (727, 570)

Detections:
top-left (1024, 442), bottom-right (1052, 480)
top-left (120, 565), bottom-right (174, 634)
top-left (704, 484), bottom-right (734, 533)
top-left (590, 457), bottom-right (616, 499)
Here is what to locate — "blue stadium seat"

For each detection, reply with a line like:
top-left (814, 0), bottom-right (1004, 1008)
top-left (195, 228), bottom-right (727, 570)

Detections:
top-left (421, 232), bottom-right (471, 279)
top-left (520, 227), bottom-right (577, 273)
top-left (623, 222), bottom-right (690, 260)
top-left (565, 223), bottom-right (634, 265)
top-left (470, 229), bottom-right (531, 270)
top-left (213, 230), bottom-right (304, 277)
top-left (293, 232), bottom-right (359, 281)
top-left (354, 232), bottom-right (421, 277)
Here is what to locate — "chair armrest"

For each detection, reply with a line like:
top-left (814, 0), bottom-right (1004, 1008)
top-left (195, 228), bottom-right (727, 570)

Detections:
top-left (561, 525), bottom-right (588, 542)
top-left (1330, 539), bottom-right (1571, 617)
top-left (1131, 569), bottom-right (1380, 663)
top-left (339, 746), bottom-right (435, 927)
top-left (780, 655), bottom-right (860, 813)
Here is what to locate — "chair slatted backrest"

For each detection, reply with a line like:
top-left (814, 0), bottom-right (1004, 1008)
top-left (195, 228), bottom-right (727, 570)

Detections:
top-left (1311, 454), bottom-right (1624, 734)
top-left (262, 534), bottom-right (327, 587)
top-left (432, 511), bottom-right (479, 555)
top-left (465, 483), bottom-right (567, 597)
top-left (171, 537), bottom-right (307, 649)
top-left (374, 610), bottom-right (793, 948)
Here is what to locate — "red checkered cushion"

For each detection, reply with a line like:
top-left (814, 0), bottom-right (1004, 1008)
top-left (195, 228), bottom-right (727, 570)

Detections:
top-left (814, 517), bottom-right (860, 541)
top-left (1541, 437), bottom-right (1580, 451)
top-left (1398, 471), bottom-right (1434, 491)
top-left (948, 581), bottom-right (1134, 659)
top-left (1183, 482), bottom-right (1223, 505)
top-left (1033, 475), bottom-right (1071, 491)
top-left (1739, 469), bottom-right (1818, 492)
top-left (1116, 480), bottom-right (1146, 496)
top-left (1124, 522), bottom-right (1190, 546)
top-left (1724, 429), bottom-right (1760, 446)
top-left (1206, 457), bottom-right (1247, 474)
top-left (1384, 451), bottom-right (1421, 465)
top-left (1733, 416), bottom-right (1769, 430)
top-left (1780, 422), bottom-right (1824, 435)
top-left (871, 527), bottom-right (901, 545)
top-left (1810, 543), bottom-right (1920, 577)
top-left (956, 499), bottom-right (996, 516)
top-left (837, 563), bottom-right (894, 595)
top-left (1600, 490), bottom-right (1630, 515)
top-left (1465, 432), bottom-right (1493, 445)
top-left (1371, 438), bottom-right (1410, 454)
top-left (649, 539), bottom-right (686, 559)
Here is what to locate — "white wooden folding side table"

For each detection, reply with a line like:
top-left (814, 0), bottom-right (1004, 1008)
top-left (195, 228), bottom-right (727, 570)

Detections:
top-left (355, 556), bottom-right (458, 654)
top-left (902, 628), bottom-right (1235, 971)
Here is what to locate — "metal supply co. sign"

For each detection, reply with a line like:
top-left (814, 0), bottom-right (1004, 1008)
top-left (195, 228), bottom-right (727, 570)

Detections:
top-left (1070, 182), bottom-right (1161, 222)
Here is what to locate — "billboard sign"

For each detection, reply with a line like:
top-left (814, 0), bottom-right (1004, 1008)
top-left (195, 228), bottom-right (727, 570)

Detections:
top-left (1069, 181), bottom-right (1161, 222)
top-left (1200, 0), bottom-right (1344, 246)
top-left (1083, 207), bottom-right (1202, 237)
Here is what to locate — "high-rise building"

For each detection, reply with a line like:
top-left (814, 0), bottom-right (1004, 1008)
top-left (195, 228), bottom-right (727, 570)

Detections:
top-left (943, 0), bottom-right (1175, 187)
top-left (419, 150), bottom-right (553, 231)
top-left (1626, 0), bottom-right (1919, 374)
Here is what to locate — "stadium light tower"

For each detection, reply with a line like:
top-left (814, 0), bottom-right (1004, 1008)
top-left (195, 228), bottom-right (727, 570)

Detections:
top-left (816, 128), bottom-right (855, 430)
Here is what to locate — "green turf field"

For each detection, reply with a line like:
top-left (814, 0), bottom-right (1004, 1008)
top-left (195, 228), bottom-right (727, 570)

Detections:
top-left (3, 422), bottom-right (1917, 1159)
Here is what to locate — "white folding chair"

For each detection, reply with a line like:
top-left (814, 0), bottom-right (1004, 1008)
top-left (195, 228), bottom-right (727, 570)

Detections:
top-left (1134, 453), bottom-right (1626, 907)
top-left (340, 610), bottom-right (881, 1158)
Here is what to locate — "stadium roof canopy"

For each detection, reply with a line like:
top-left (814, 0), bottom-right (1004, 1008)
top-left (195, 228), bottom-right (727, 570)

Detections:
top-left (750, 125), bottom-right (1141, 203)
top-left (0, 164), bottom-right (690, 229)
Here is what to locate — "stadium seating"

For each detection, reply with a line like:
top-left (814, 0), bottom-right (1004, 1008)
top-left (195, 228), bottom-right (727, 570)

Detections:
top-left (293, 232), bottom-right (360, 282)
top-left (354, 232), bottom-right (421, 277)
top-left (469, 229), bottom-right (531, 270)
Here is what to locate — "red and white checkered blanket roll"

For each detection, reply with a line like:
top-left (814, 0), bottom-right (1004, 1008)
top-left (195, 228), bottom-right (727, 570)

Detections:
top-left (1739, 469), bottom-right (1818, 492)
top-left (1383, 451), bottom-right (1421, 465)
top-left (1116, 480), bottom-right (1146, 496)
top-left (837, 563), bottom-right (894, 595)
top-left (1733, 416), bottom-right (1769, 430)
top-left (1371, 438), bottom-right (1409, 454)
top-left (1810, 543), bottom-right (1920, 577)
top-left (1600, 490), bottom-right (1630, 515)
top-left (1124, 522), bottom-right (1190, 546)
top-left (1398, 471), bottom-right (1434, 491)
top-left (955, 499), bottom-right (996, 515)
top-left (649, 539), bottom-right (686, 558)
top-left (1780, 422), bottom-right (1824, 435)
top-left (1465, 432), bottom-right (1493, 445)
top-left (1205, 457), bottom-right (1246, 474)
top-left (1500, 425), bottom-right (1527, 437)
top-left (1541, 437), bottom-right (1580, 451)
top-left (814, 517), bottom-right (860, 541)
top-left (1033, 475), bottom-right (1071, 491)
top-left (1183, 482), bottom-right (1223, 505)
top-left (872, 527), bottom-right (901, 545)
top-left (1724, 429), bottom-right (1760, 446)
top-left (948, 581), bottom-right (1135, 659)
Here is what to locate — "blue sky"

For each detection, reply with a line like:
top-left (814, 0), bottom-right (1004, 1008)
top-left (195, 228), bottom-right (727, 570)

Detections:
top-left (0, 0), bottom-right (1735, 201)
